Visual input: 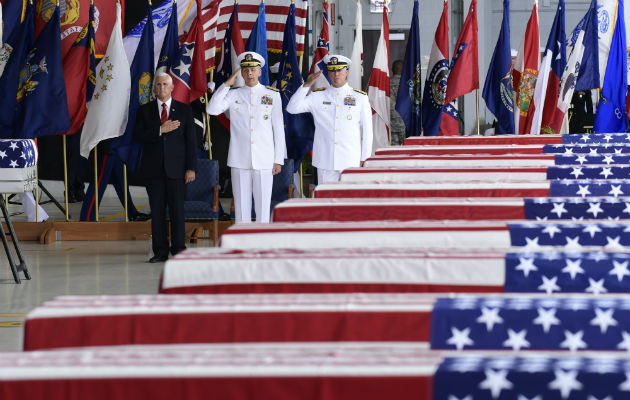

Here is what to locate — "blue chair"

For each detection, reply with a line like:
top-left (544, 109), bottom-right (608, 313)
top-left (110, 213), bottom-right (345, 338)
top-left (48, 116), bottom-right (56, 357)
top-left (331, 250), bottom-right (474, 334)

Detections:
top-left (183, 159), bottom-right (220, 244)
top-left (230, 159), bottom-right (295, 221)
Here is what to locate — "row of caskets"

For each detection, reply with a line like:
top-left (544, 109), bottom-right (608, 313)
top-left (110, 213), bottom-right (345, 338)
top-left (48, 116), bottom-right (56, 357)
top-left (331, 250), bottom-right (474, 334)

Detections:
top-left (5, 133), bottom-right (630, 399)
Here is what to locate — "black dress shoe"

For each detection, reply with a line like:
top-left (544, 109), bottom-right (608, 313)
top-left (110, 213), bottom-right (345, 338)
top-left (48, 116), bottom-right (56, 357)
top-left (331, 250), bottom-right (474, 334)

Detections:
top-left (149, 255), bottom-right (168, 263)
top-left (130, 212), bottom-right (151, 221)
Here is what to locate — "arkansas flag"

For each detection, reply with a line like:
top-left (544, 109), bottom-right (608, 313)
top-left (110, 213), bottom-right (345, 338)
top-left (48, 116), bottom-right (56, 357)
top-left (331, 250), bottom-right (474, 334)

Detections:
top-left (444, 0), bottom-right (478, 105)
top-left (170, 0), bottom-right (207, 103)
top-left (513, 0), bottom-right (540, 134)
top-left (309, 0), bottom-right (331, 88)
top-left (368, 5), bottom-right (390, 151)
top-left (421, 0), bottom-right (449, 137)
top-left (527, 0), bottom-right (566, 135)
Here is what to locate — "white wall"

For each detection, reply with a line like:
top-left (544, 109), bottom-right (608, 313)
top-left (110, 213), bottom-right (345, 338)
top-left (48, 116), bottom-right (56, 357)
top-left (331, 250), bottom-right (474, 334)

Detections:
top-left (309, 0), bottom-right (594, 134)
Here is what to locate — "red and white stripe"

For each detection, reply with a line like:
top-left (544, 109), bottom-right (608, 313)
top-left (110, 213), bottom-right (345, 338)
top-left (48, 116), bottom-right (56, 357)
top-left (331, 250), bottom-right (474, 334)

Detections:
top-left (271, 197), bottom-right (526, 223)
top-left (338, 166), bottom-right (549, 184)
top-left (161, 247), bottom-right (506, 294)
top-left (219, 220), bottom-right (515, 250)
top-left (403, 134), bottom-right (562, 146)
top-left (314, 180), bottom-right (552, 199)
top-left (24, 293), bottom-right (439, 350)
top-left (375, 144), bottom-right (545, 156)
top-left (214, 0), bottom-right (308, 55)
top-left (364, 154), bottom-right (555, 168)
top-left (368, 6), bottom-right (390, 151)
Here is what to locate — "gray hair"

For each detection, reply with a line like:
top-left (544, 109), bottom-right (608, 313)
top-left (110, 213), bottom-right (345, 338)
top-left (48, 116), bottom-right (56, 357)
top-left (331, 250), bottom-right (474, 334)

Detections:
top-left (153, 70), bottom-right (173, 91)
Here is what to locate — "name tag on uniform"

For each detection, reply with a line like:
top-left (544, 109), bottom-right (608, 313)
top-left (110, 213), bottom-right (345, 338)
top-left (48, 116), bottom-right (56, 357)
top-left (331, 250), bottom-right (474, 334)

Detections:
top-left (344, 96), bottom-right (356, 106)
top-left (261, 95), bottom-right (273, 105)
top-left (322, 101), bottom-right (332, 105)
top-left (235, 100), bottom-right (243, 104)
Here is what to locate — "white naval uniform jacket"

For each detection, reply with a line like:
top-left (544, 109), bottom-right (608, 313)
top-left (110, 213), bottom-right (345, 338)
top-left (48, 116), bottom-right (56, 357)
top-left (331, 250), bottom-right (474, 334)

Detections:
top-left (286, 83), bottom-right (373, 171)
top-left (207, 83), bottom-right (286, 170)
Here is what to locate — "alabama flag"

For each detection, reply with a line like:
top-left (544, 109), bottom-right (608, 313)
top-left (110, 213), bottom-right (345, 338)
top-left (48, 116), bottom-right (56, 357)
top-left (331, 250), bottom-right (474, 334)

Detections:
top-left (368, 5), bottom-right (390, 151)
top-left (527, 0), bottom-right (566, 135)
top-left (513, 0), bottom-right (539, 134)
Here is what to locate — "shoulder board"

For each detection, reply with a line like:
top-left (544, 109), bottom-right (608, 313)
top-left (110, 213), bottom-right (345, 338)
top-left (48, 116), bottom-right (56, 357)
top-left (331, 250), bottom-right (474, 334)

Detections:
top-left (265, 85), bottom-right (279, 92)
top-left (312, 87), bottom-right (326, 92)
top-left (353, 89), bottom-right (367, 95)
top-left (229, 86), bottom-right (241, 90)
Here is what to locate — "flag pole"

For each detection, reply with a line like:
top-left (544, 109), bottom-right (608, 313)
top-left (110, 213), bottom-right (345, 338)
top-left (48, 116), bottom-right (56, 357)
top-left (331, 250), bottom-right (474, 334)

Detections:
top-left (62, 135), bottom-right (69, 221)
top-left (93, 145), bottom-right (99, 221)
top-left (206, 70), bottom-right (214, 160)
top-left (476, 89), bottom-right (480, 136)
top-left (35, 139), bottom-right (39, 223)
top-left (123, 164), bottom-right (128, 221)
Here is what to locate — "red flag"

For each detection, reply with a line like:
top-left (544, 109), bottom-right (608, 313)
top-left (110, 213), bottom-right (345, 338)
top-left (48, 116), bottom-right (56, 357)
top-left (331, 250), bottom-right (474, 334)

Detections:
top-left (171, 0), bottom-right (207, 103)
top-left (34, 0), bottom-right (121, 57)
top-left (438, 102), bottom-right (459, 136)
top-left (513, 1), bottom-right (539, 134)
top-left (444, 0), bottom-right (478, 105)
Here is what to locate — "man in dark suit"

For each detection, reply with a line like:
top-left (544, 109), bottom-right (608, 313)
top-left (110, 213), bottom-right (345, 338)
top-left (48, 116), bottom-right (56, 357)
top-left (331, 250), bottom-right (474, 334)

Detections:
top-left (133, 72), bottom-right (197, 263)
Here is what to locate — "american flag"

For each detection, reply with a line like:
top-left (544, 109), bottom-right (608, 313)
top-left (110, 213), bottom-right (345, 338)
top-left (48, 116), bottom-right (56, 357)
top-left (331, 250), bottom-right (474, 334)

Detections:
top-left (563, 132), bottom-right (630, 144)
top-left (434, 355), bottom-right (630, 399)
top-left (555, 154), bottom-right (630, 165)
top-left (549, 180), bottom-right (630, 197)
top-left (543, 144), bottom-right (630, 155)
top-left (508, 222), bottom-right (630, 248)
top-left (430, 296), bottom-right (630, 351)
top-left (523, 197), bottom-right (630, 220)
top-left (546, 165), bottom-right (630, 180)
top-left (0, 140), bottom-right (38, 168)
top-left (505, 251), bottom-right (630, 294)
top-left (213, 0), bottom-right (308, 55)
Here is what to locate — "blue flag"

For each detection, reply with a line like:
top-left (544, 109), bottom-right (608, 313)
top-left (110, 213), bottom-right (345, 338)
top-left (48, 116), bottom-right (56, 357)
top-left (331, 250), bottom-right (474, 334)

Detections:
top-left (575, 0), bottom-right (599, 91)
top-left (594, 0), bottom-right (628, 133)
top-left (0, 1), bottom-right (33, 138)
top-left (245, 1), bottom-right (270, 86)
top-left (277, 2), bottom-right (314, 171)
top-left (156, 0), bottom-right (179, 74)
top-left (110, 3), bottom-right (155, 172)
top-left (395, 0), bottom-right (422, 137)
top-left (482, 0), bottom-right (514, 135)
top-left (16, 5), bottom-right (70, 139)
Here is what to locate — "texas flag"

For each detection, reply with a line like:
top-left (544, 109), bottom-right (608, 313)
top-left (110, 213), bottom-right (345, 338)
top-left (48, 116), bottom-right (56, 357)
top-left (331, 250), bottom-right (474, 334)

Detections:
top-left (526, 0), bottom-right (566, 135)
top-left (513, 0), bottom-right (539, 135)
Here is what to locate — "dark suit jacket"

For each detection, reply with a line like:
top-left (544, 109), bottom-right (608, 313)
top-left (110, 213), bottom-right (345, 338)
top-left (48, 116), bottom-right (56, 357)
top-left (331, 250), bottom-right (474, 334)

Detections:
top-left (133, 99), bottom-right (197, 180)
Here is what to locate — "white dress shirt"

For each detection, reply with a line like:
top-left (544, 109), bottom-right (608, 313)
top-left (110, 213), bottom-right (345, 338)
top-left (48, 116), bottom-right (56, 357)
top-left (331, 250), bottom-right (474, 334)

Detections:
top-left (286, 83), bottom-right (373, 171)
top-left (206, 83), bottom-right (286, 170)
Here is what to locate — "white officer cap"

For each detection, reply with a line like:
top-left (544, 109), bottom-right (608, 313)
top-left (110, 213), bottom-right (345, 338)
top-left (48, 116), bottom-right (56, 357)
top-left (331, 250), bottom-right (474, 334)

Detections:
top-left (323, 54), bottom-right (351, 71)
top-left (238, 51), bottom-right (265, 68)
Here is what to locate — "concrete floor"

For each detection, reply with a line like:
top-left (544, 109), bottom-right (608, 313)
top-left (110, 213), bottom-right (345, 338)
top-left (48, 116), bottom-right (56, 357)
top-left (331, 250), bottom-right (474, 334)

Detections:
top-left (0, 180), bottom-right (216, 351)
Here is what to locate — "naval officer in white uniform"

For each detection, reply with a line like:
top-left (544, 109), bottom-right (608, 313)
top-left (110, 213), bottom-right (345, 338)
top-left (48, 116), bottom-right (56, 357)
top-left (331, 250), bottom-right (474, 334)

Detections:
top-left (206, 52), bottom-right (285, 223)
top-left (286, 54), bottom-right (373, 184)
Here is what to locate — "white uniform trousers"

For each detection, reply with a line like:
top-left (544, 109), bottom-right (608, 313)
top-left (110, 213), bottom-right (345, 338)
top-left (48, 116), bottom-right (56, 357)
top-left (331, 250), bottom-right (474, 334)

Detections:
top-left (20, 192), bottom-right (48, 222)
top-left (231, 167), bottom-right (273, 223)
top-left (317, 168), bottom-right (342, 184)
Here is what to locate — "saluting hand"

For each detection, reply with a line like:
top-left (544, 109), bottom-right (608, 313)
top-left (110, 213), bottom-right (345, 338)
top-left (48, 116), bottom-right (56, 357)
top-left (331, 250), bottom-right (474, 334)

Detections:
top-left (303, 71), bottom-right (322, 88)
top-left (226, 68), bottom-right (241, 87)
